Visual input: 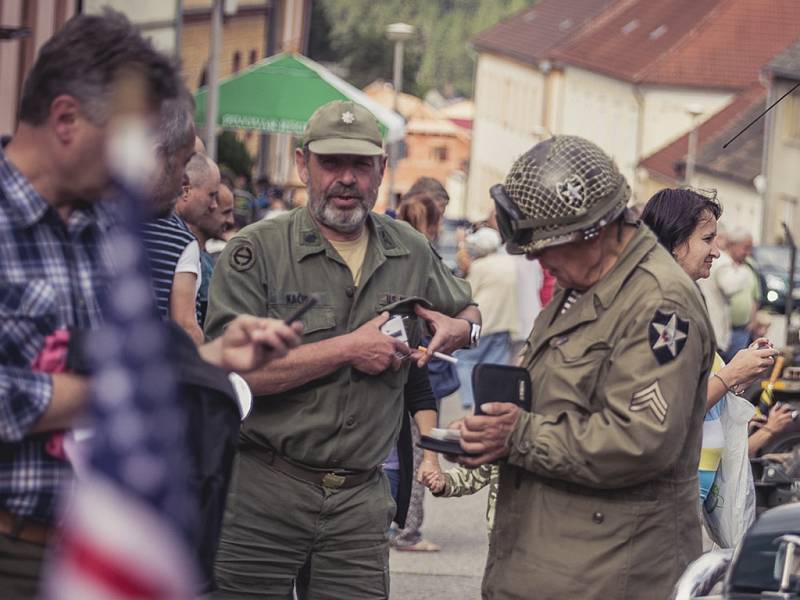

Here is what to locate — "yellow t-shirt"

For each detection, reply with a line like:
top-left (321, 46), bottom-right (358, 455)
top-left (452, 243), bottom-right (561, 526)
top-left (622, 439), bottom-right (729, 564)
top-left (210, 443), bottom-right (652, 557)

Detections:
top-left (329, 229), bottom-right (369, 287)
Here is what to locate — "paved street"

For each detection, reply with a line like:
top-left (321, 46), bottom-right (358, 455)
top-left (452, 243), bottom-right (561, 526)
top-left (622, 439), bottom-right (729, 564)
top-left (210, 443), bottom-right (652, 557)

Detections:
top-left (389, 393), bottom-right (490, 599)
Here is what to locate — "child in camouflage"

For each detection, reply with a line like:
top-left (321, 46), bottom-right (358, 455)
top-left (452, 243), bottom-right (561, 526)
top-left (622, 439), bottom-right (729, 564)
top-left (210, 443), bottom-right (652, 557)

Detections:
top-left (422, 463), bottom-right (499, 532)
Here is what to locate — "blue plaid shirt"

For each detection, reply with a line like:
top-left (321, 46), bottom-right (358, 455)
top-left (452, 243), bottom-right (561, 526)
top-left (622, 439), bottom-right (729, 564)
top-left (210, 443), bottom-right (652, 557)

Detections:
top-left (0, 143), bottom-right (115, 522)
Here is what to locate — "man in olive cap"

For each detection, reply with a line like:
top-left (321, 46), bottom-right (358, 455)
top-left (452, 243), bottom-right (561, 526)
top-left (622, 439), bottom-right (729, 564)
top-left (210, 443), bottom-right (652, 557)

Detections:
top-left (453, 135), bottom-right (715, 600)
top-left (205, 100), bottom-right (480, 598)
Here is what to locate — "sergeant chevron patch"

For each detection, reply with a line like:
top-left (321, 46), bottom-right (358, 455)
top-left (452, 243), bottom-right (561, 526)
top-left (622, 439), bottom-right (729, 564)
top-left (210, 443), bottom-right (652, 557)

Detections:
top-left (629, 381), bottom-right (668, 424)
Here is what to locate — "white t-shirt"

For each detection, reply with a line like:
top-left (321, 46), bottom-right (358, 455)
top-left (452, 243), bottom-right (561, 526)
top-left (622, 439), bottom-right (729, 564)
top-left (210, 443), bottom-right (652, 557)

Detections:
top-left (175, 239), bottom-right (202, 296)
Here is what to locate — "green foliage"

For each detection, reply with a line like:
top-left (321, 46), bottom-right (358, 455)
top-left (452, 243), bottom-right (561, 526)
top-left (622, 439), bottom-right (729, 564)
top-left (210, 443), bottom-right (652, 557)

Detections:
top-left (309, 0), bottom-right (535, 98)
top-left (216, 131), bottom-right (253, 176)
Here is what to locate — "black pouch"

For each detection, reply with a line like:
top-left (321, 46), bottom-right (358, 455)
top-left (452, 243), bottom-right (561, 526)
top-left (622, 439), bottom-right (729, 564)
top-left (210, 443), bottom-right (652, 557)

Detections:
top-left (472, 363), bottom-right (532, 416)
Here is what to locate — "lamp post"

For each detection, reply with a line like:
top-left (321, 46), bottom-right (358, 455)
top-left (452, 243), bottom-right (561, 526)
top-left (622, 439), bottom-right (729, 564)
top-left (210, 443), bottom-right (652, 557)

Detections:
top-left (385, 22), bottom-right (414, 209)
top-left (684, 103), bottom-right (704, 186)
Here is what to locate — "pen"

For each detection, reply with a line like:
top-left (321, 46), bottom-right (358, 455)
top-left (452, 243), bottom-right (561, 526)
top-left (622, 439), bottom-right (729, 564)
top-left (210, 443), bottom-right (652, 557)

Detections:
top-left (417, 346), bottom-right (458, 364)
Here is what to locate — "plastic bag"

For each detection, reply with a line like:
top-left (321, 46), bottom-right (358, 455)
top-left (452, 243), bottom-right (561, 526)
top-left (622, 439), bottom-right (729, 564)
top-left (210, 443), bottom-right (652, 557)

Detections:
top-left (702, 393), bottom-right (756, 548)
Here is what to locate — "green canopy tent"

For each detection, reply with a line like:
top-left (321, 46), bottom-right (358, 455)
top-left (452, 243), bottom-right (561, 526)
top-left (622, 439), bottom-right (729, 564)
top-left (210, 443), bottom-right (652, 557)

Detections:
top-left (194, 52), bottom-right (405, 143)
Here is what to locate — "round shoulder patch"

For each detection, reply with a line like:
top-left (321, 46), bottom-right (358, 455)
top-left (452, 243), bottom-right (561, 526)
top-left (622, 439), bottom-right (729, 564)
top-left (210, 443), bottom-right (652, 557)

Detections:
top-left (229, 240), bottom-right (256, 272)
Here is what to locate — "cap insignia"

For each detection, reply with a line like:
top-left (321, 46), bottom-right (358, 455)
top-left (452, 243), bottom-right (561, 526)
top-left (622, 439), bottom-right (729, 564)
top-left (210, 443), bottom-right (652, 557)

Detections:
top-left (341, 111), bottom-right (356, 124)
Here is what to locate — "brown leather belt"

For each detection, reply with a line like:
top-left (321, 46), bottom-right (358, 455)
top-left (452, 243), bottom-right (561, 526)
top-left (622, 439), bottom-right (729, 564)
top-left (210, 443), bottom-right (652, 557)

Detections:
top-left (248, 445), bottom-right (376, 490)
top-left (0, 509), bottom-right (54, 546)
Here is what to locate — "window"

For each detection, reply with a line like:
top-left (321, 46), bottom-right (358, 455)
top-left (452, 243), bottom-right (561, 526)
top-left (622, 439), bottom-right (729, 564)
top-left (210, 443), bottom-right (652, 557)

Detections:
top-left (249, 49), bottom-right (258, 65)
top-left (432, 146), bottom-right (448, 162)
top-left (232, 51), bottom-right (241, 73)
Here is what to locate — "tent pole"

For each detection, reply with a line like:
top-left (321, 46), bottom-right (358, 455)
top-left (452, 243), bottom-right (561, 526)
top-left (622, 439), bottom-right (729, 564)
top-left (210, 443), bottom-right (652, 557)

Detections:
top-left (206, 0), bottom-right (222, 160)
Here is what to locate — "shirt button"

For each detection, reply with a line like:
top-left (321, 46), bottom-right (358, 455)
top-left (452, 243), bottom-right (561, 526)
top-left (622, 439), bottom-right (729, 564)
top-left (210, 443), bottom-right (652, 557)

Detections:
top-left (519, 440), bottom-right (531, 453)
top-left (592, 511), bottom-right (604, 524)
top-left (345, 286), bottom-right (355, 298)
top-left (345, 416), bottom-right (356, 427)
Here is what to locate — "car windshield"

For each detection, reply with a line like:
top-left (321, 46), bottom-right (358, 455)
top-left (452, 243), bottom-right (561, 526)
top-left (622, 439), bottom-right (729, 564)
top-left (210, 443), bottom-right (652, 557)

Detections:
top-left (729, 534), bottom-right (800, 594)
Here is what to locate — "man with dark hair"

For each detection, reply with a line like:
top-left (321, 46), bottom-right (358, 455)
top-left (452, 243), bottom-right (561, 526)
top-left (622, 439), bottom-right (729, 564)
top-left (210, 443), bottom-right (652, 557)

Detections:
top-left (0, 11), bottom-right (183, 596)
top-left (0, 12), bottom-right (300, 596)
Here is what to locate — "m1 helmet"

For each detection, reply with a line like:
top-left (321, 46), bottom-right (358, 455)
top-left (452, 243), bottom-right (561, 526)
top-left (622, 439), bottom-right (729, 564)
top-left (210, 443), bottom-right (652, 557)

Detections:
top-left (490, 135), bottom-right (630, 254)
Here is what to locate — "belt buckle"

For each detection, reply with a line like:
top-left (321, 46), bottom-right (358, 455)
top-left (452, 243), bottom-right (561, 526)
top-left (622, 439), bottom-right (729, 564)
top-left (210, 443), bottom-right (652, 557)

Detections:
top-left (322, 472), bottom-right (346, 489)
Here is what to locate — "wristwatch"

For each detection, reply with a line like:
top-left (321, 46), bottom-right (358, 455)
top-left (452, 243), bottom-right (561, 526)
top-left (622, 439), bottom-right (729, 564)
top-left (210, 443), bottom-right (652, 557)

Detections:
top-left (460, 318), bottom-right (481, 348)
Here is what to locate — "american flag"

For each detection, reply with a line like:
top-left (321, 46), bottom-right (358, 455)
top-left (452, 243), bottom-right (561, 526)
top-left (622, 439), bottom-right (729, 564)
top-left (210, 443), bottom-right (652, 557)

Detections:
top-left (45, 121), bottom-right (198, 599)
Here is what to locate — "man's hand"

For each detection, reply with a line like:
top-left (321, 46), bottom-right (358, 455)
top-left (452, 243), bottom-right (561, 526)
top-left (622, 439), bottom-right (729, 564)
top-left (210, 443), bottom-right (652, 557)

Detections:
top-left (410, 305), bottom-right (470, 367)
top-left (347, 312), bottom-right (409, 375)
top-left (200, 315), bottom-right (302, 372)
top-left (457, 402), bottom-right (522, 467)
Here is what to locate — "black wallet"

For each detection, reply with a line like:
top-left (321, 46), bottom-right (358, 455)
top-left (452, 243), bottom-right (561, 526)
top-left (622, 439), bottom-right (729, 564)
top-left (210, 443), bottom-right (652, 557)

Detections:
top-left (417, 435), bottom-right (472, 456)
top-left (472, 363), bottom-right (532, 415)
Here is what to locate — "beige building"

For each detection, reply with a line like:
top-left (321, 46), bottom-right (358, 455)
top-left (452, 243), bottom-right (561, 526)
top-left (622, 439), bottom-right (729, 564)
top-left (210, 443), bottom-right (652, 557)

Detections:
top-left (639, 86), bottom-right (767, 242)
top-left (0, 0), bottom-right (79, 136)
top-left (363, 81), bottom-right (472, 214)
top-left (468, 0), bottom-right (800, 221)
top-left (762, 43), bottom-right (800, 244)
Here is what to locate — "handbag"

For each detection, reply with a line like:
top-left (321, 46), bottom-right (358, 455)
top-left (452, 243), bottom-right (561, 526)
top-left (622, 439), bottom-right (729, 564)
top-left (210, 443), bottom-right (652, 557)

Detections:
top-left (702, 393), bottom-right (757, 548)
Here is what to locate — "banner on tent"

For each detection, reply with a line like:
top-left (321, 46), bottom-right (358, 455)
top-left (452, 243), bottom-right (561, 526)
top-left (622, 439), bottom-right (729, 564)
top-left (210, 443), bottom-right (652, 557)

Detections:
top-left (220, 114), bottom-right (306, 134)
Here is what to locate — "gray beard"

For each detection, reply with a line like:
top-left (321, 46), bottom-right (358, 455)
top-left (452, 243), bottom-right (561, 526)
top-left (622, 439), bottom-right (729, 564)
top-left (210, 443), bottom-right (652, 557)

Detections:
top-left (313, 198), bottom-right (368, 234)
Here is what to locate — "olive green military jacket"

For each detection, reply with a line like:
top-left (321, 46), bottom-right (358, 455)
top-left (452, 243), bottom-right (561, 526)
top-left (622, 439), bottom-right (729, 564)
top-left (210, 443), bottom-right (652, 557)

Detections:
top-left (205, 207), bottom-right (472, 472)
top-left (483, 225), bottom-right (715, 600)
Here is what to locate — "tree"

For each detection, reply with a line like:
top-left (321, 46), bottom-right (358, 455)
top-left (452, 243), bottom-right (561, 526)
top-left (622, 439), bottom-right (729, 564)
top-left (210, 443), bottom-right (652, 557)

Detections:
top-left (216, 131), bottom-right (253, 177)
top-left (308, 0), bottom-right (536, 98)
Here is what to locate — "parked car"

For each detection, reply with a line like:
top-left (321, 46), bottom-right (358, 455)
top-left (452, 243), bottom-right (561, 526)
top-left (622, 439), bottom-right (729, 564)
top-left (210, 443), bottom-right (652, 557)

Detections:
top-left (673, 502), bottom-right (800, 599)
top-left (752, 245), bottom-right (800, 313)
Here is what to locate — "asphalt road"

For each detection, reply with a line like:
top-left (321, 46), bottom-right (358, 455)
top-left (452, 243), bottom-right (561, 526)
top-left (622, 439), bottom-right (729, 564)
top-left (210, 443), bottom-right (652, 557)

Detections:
top-left (389, 393), bottom-right (490, 600)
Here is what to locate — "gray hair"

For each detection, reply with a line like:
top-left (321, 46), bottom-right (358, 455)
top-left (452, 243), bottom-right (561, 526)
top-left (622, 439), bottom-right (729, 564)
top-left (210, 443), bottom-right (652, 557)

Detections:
top-left (19, 10), bottom-right (181, 125)
top-left (185, 153), bottom-right (216, 187)
top-left (155, 92), bottom-right (196, 157)
top-left (727, 226), bottom-right (752, 244)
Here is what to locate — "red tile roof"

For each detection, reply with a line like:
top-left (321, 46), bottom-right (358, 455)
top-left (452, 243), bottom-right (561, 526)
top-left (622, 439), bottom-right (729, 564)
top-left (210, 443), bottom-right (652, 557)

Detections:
top-left (471, 0), bottom-right (618, 66)
top-left (552, 0), bottom-right (800, 89)
top-left (474, 0), bottom-right (800, 90)
top-left (639, 85), bottom-right (766, 184)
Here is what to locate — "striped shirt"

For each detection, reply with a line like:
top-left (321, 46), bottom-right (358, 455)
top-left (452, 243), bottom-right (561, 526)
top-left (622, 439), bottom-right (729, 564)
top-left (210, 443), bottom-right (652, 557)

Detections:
top-left (0, 143), bottom-right (115, 521)
top-left (141, 214), bottom-right (201, 321)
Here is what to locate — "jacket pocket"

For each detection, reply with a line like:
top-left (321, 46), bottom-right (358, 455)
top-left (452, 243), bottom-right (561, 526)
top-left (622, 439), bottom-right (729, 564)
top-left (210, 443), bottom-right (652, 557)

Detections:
top-left (538, 338), bottom-right (611, 412)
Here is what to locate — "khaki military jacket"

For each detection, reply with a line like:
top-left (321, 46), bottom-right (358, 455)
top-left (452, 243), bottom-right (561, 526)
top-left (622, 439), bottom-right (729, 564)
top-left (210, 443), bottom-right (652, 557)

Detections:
top-left (205, 207), bottom-right (472, 471)
top-left (483, 225), bottom-right (715, 600)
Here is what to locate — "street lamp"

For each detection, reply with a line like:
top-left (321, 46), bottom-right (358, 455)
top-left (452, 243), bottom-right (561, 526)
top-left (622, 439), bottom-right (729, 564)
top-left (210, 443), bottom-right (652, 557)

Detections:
top-left (385, 22), bottom-right (414, 209)
top-left (684, 103), bottom-right (704, 185)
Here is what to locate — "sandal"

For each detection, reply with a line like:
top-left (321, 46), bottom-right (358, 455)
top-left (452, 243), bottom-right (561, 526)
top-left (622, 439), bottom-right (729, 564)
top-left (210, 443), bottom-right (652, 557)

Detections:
top-left (394, 539), bottom-right (441, 552)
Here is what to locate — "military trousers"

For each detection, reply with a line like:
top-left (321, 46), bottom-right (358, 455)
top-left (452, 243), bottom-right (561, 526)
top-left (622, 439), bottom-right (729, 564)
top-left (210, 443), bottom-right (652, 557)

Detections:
top-left (212, 448), bottom-right (395, 599)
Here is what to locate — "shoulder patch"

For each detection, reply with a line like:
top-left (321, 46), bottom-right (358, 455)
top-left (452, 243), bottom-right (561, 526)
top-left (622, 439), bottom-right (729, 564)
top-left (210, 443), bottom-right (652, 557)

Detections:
top-left (648, 309), bottom-right (689, 364)
top-left (629, 381), bottom-right (668, 424)
top-left (229, 240), bottom-right (256, 272)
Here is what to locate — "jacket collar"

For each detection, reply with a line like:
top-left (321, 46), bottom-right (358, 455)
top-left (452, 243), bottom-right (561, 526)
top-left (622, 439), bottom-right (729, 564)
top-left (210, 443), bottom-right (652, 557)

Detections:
top-left (526, 222), bottom-right (656, 360)
top-left (292, 206), bottom-right (410, 262)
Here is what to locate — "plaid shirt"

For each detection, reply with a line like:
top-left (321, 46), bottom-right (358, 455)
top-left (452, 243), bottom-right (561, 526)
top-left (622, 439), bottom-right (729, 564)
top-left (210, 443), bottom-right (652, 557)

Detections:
top-left (0, 143), bottom-right (114, 522)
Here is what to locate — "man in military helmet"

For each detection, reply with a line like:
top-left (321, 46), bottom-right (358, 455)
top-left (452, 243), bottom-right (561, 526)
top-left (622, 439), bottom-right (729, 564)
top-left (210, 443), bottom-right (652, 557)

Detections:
top-left (205, 100), bottom-right (479, 599)
top-left (453, 135), bottom-right (715, 600)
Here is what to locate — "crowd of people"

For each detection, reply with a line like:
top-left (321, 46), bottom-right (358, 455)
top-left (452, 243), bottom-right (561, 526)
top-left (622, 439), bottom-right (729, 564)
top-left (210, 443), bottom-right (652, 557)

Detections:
top-left (1, 10), bottom-right (795, 600)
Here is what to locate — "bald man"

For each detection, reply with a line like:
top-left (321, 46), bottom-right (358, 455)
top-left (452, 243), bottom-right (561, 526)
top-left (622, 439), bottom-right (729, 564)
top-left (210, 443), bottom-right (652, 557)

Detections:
top-left (192, 183), bottom-right (235, 325)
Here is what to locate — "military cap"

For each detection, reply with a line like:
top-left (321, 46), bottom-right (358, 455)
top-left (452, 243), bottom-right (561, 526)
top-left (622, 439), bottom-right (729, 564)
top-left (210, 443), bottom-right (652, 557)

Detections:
top-left (304, 100), bottom-right (383, 156)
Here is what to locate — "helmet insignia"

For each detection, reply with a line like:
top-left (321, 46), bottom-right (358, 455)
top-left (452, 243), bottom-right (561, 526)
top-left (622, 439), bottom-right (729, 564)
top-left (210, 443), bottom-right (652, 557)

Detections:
top-left (555, 175), bottom-right (586, 209)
